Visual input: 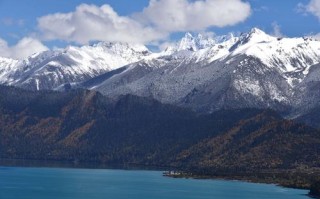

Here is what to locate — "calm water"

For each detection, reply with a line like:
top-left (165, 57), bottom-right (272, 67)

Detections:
top-left (0, 166), bottom-right (309, 199)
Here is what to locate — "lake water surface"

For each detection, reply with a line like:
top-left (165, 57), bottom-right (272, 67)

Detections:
top-left (0, 166), bottom-right (309, 199)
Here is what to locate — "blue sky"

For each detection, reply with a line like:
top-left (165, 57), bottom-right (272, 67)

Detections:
top-left (0, 0), bottom-right (320, 58)
top-left (0, 0), bottom-right (150, 45)
top-left (213, 0), bottom-right (318, 35)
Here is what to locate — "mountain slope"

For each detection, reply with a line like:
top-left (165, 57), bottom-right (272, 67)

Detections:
top-left (0, 85), bottom-right (263, 164)
top-left (1, 28), bottom-right (320, 118)
top-left (174, 112), bottom-right (320, 171)
top-left (80, 28), bottom-right (320, 115)
top-left (0, 42), bottom-right (151, 90)
top-left (0, 85), bottom-right (319, 172)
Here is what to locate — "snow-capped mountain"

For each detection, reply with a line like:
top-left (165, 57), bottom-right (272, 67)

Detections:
top-left (175, 32), bottom-right (216, 51)
top-left (0, 42), bottom-right (151, 90)
top-left (1, 28), bottom-right (320, 116)
top-left (79, 28), bottom-right (320, 114)
top-left (232, 28), bottom-right (320, 86)
top-left (0, 57), bottom-right (20, 83)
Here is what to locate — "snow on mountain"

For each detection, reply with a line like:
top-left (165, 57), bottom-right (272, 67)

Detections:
top-left (1, 28), bottom-right (320, 115)
top-left (0, 57), bottom-right (20, 84)
top-left (154, 32), bottom-right (239, 67)
top-left (0, 42), bottom-right (151, 90)
top-left (233, 28), bottom-right (320, 72)
top-left (231, 28), bottom-right (320, 86)
top-left (0, 31), bottom-right (241, 91)
top-left (176, 32), bottom-right (216, 51)
top-left (79, 28), bottom-right (320, 113)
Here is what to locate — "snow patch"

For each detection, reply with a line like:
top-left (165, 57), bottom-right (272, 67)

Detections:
top-left (234, 78), bottom-right (262, 97)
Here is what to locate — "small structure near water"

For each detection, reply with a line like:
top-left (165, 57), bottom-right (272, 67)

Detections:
top-left (163, 171), bottom-right (183, 177)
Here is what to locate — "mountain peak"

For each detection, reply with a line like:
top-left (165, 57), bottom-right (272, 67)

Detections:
top-left (184, 32), bottom-right (194, 39)
top-left (249, 27), bottom-right (266, 35)
top-left (236, 27), bottom-right (275, 46)
top-left (245, 27), bottom-right (273, 39)
top-left (177, 32), bottom-right (216, 51)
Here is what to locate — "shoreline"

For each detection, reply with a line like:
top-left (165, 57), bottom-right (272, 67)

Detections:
top-left (0, 158), bottom-right (175, 173)
top-left (163, 172), bottom-right (306, 189)
top-left (1, 158), bottom-right (318, 197)
top-left (162, 169), bottom-right (320, 196)
top-left (164, 172), bottom-right (317, 199)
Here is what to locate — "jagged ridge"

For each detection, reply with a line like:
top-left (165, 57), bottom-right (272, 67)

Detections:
top-left (1, 28), bottom-right (320, 124)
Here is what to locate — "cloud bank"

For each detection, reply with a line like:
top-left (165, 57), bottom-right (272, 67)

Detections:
top-left (37, 4), bottom-right (166, 45)
top-left (139, 0), bottom-right (251, 32)
top-left (37, 0), bottom-right (251, 45)
top-left (0, 37), bottom-right (48, 59)
top-left (0, 0), bottom-right (252, 59)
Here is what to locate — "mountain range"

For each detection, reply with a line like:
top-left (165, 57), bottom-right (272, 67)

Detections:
top-left (0, 42), bottom-right (151, 90)
top-left (0, 28), bottom-right (319, 127)
top-left (1, 28), bottom-right (320, 188)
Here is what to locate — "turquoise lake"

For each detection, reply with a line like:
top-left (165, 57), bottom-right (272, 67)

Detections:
top-left (0, 166), bottom-right (309, 199)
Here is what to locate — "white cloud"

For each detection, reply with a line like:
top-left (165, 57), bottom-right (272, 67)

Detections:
top-left (37, 4), bottom-right (167, 45)
top-left (138, 0), bottom-right (251, 32)
top-left (0, 37), bottom-right (49, 59)
top-left (298, 0), bottom-right (320, 19)
top-left (271, 22), bottom-right (284, 37)
top-left (37, 1), bottom-right (252, 45)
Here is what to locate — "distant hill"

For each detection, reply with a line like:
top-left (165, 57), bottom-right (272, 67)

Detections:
top-left (174, 112), bottom-right (320, 171)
